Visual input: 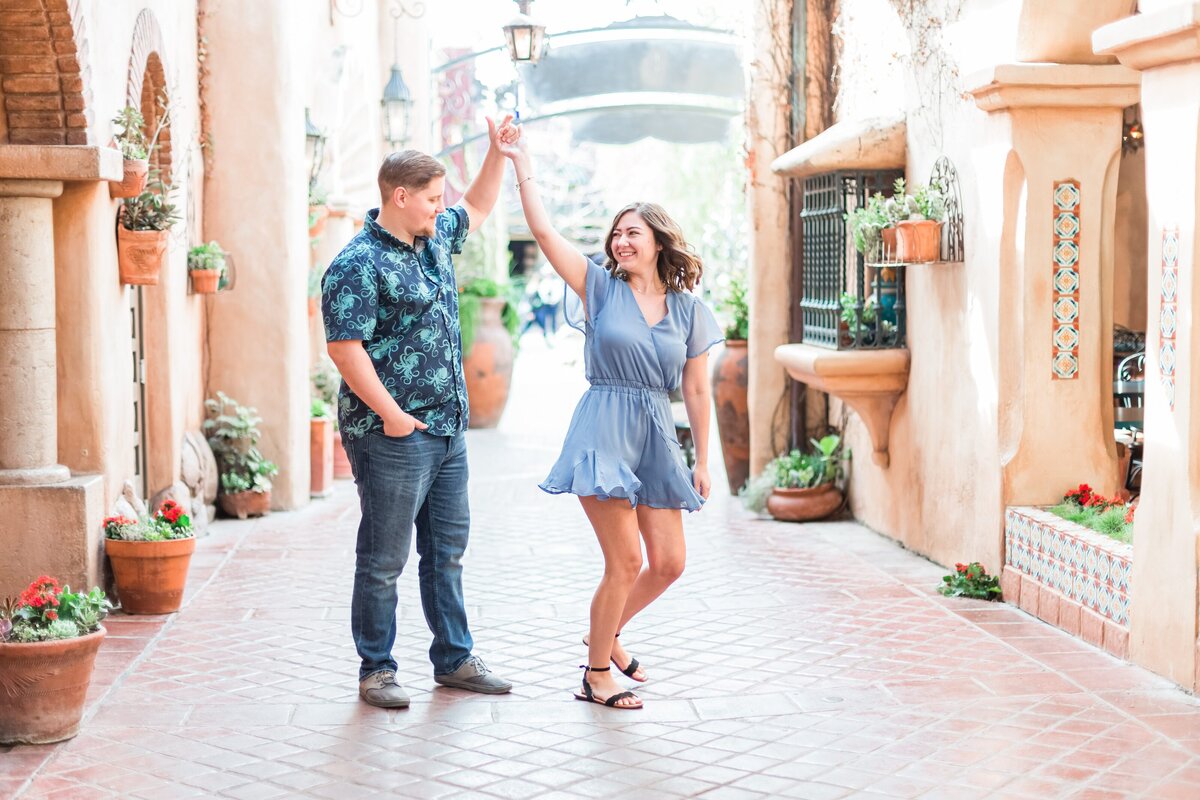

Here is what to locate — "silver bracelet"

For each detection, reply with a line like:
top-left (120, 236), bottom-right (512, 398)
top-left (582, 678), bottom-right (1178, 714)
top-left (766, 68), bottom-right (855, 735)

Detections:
top-left (516, 176), bottom-right (535, 190)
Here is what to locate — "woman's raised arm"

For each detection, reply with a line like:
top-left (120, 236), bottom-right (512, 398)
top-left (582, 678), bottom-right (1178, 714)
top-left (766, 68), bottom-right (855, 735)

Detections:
top-left (497, 126), bottom-right (588, 302)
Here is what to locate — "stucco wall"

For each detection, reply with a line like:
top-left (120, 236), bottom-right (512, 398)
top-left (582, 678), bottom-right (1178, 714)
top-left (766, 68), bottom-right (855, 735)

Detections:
top-left (827, 0), bottom-right (1138, 570)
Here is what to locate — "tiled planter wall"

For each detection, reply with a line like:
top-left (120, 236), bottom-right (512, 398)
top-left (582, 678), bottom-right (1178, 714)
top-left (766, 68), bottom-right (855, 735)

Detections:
top-left (1003, 506), bottom-right (1133, 659)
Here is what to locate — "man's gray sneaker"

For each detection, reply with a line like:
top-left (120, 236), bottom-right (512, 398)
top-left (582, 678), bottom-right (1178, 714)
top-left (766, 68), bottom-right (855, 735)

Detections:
top-left (359, 670), bottom-right (410, 708)
top-left (434, 655), bottom-right (512, 694)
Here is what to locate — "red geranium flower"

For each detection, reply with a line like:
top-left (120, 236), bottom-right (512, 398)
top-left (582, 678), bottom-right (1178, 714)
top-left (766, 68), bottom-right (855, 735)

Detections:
top-left (45, 609), bottom-right (57, 621)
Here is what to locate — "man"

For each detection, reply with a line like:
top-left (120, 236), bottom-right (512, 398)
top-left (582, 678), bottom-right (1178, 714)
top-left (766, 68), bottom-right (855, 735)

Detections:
top-left (322, 117), bottom-right (515, 708)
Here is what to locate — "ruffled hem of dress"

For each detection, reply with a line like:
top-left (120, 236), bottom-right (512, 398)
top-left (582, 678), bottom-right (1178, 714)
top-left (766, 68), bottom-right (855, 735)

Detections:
top-left (538, 450), bottom-right (705, 512)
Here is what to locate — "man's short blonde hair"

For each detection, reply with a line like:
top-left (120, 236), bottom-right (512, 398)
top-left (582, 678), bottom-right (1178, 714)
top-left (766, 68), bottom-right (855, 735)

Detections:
top-left (378, 150), bottom-right (446, 204)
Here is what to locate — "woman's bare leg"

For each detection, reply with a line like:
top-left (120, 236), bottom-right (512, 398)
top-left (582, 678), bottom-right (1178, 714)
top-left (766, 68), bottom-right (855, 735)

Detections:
top-left (578, 495), bottom-right (643, 707)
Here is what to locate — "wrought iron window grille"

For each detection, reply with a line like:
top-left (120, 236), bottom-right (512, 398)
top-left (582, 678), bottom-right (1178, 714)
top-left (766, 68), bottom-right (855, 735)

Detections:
top-left (796, 158), bottom-right (965, 351)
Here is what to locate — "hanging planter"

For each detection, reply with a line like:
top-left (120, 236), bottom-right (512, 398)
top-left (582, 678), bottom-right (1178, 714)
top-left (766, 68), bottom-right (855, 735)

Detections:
top-left (108, 105), bottom-right (150, 199)
top-left (117, 226), bottom-right (170, 285)
top-left (894, 220), bottom-right (943, 263)
top-left (188, 241), bottom-right (227, 295)
top-left (109, 157), bottom-right (149, 199)
top-left (116, 174), bottom-right (179, 286)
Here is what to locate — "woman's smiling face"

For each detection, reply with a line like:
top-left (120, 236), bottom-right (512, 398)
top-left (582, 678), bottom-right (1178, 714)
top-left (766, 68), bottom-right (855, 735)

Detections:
top-left (609, 211), bottom-right (660, 276)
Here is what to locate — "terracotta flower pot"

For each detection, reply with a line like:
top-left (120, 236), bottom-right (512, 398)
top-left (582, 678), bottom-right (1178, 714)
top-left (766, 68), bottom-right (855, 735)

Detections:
top-left (308, 204), bottom-right (329, 238)
top-left (308, 296), bottom-right (319, 319)
top-left (766, 484), bottom-right (844, 522)
top-left (711, 340), bottom-right (750, 493)
top-left (116, 226), bottom-right (169, 285)
top-left (106, 536), bottom-right (196, 614)
top-left (333, 432), bottom-right (353, 479)
top-left (0, 627), bottom-right (105, 745)
top-left (894, 219), bottom-right (942, 263)
top-left (464, 297), bottom-right (515, 429)
top-left (310, 417), bottom-right (334, 497)
top-left (218, 490), bottom-right (271, 520)
top-left (191, 268), bottom-right (220, 294)
top-left (881, 227), bottom-right (898, 262)
top-left (109, 157), bottom-right (149, 199)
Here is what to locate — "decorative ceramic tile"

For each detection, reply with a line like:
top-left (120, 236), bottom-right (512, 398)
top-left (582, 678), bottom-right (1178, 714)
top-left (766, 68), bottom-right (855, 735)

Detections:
top-left (1052, 180), bottom-right (1082, 380)
top-left (1004, 507), bottom-right (1132, 633)
top-left (1159, 228), bottom-right (1179, 410)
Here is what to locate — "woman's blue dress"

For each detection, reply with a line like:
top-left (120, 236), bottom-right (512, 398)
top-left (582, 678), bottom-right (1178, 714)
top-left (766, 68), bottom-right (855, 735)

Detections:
top-left (539, 259), bottom-right (725, 511)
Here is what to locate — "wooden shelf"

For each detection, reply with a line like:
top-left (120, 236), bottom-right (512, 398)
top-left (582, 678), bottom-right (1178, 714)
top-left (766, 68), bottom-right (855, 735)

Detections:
top-left (774, 343), bottom-right (911, 468)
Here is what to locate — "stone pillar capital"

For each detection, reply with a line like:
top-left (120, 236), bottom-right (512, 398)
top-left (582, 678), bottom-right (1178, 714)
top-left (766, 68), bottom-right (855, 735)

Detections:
top-left (0, 180), bottom-right (63, 200)
top-left (1095, 3), bottom-right (1200, 71)
top-left (967, 63), bottom-right (1140, 113)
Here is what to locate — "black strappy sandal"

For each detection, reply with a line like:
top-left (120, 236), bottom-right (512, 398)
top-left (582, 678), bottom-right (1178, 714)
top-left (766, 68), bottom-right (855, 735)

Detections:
top-left (574, 666), bottom-right (643, 709)
top-left (581, 633), bottom-right (647, 682)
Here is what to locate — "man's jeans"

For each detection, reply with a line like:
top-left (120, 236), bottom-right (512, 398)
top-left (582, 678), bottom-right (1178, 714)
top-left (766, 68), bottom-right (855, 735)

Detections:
top-left (344, 430), bottom-right (474, 680)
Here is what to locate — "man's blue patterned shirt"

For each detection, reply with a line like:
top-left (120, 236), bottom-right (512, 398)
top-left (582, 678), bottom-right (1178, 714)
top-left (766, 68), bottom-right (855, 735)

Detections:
top-left (321, 206), bottom-right (471, 439)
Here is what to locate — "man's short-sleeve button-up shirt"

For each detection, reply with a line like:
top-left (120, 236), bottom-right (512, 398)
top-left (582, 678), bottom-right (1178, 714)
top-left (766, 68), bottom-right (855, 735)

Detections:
top-left (321, 206), bottom-right (471, 440)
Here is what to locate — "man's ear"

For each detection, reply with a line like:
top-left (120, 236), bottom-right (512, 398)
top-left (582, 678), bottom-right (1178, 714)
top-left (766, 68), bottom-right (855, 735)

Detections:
top-left (393, 186), bottom-right (408, 208)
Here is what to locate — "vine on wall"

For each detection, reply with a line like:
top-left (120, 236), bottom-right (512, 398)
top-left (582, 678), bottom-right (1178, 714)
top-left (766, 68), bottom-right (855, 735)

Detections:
top-left (887, 0), bottom-right (966, 151)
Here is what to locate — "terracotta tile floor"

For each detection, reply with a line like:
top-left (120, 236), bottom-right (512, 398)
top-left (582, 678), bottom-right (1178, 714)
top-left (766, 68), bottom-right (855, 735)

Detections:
top-left (5, 336), bottom-right (1200, 799)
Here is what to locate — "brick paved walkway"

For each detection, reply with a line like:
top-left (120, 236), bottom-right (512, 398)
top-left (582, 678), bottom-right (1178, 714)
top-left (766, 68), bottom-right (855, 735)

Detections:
top-left (5, 334), bottom-right (1200, 799)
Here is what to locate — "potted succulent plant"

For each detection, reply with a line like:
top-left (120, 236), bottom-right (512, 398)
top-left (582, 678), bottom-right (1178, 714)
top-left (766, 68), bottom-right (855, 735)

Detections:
top-left (742, 435), bottom-right (848, 522)
top-left (204, 391), bottom-right (279, 519)
top-left (884, 178), bottom-right (947, 263)
top-left (117, 174), bottom-right (180, 285)
top-left (310, 397), bottom-right (334, 497)
top-left (103, 499), bottom-right (195, 614)
top-left (108, 105), bottom-right (150, 199)
top-left (187, 240), bottom-right (227, 294)
top-left (0, 576), bottom-right (111, 744)
top-left (711, 273), bottom-right (750, 493)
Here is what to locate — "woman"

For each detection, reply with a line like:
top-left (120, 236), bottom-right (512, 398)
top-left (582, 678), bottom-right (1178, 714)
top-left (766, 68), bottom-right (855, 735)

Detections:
top-left (496, 126), bottom-right (724, 709)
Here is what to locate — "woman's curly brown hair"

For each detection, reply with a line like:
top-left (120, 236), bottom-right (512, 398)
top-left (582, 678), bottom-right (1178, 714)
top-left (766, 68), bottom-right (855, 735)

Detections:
top-left (602, 202), bottom-right (703, 292)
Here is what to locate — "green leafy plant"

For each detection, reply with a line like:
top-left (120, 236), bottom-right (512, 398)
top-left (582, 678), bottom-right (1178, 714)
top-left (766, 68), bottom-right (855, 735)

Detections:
top-left (740, 435), bottom-right (848, 513)
top-left (1048, 483), bottom-right (1134, 543)
top-left (458, 277), bottom-right (521, 354)
top-left (203, 391), bottom-right (279, 495)
top-left (884, 178), bottom-right (946, 223)
top-left (939, 562), bottom-right (1002, 600)
top-left (102, 499), bottom-right (193, 542)
top-left (845, 193), bottom-right (890, 258)
top-left (308, 262), bottom-right (325, 299)
top-left (311, 398), bottom-right (332, 419)
top-left (187, 241), bottom-right (227, 274)
top-left (111, 105), bottom-right (148, 161)
top-left (716, 274), bottom-right (749, 341)
top-left (120, 174), bottom-right (180, 232)
top-left (0, 576), bottom-right (111, 643)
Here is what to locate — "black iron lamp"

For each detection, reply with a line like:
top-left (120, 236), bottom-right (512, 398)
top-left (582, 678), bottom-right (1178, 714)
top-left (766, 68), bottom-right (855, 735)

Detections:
top-left (503, 0), bottom-right (546, 64)
top-left (1122, 106), bottom-right (1144, 155)
top-left (381, 65), bottom-right (413, 149)
top-left (304, 107), bottom-right (327, 189)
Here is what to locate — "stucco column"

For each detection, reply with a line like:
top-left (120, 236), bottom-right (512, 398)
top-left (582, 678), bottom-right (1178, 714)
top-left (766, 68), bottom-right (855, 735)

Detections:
top-left (967, 65), bottom-right (1137, 505)
top-left (1096, 4), bottom-right (1200, 689)
top-left (203, 1), bottom-right (309, 508)
top-left (746, 0), bottom-right (793, 474)
top-left (0, 179), bottom-right (68, 485)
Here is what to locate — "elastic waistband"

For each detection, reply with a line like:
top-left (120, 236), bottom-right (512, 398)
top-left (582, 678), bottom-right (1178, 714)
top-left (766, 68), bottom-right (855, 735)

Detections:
top-left (589, 378), bottom-right (668, 396)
